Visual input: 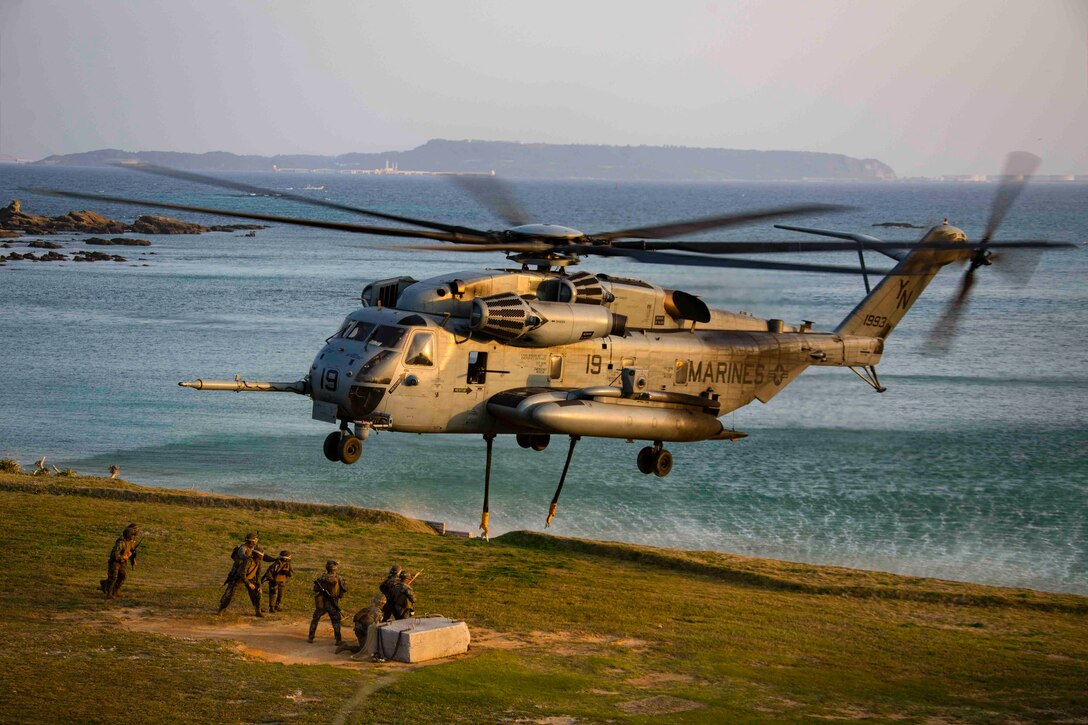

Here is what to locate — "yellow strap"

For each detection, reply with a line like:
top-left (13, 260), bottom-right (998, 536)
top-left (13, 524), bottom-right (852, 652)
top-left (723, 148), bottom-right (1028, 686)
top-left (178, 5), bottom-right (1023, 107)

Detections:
top-left (545, 502), bottom-right (558, 528)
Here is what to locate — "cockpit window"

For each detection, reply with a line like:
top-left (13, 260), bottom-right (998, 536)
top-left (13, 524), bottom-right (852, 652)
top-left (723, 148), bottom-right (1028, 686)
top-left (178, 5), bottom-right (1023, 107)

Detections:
top-left (333, 318), bottom-right (354, 338)
top-left (404, 332), bottom-right (435, 366)
top-left (359, 350), bottom-right (395, 384)
top-left (369, 325), bottom-right (407, 349)
top-left (344, 321), bottom-right (376, 341)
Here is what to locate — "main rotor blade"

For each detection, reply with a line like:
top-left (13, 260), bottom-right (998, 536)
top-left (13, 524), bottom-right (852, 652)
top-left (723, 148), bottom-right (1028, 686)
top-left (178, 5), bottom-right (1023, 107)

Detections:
top-left (27, 188), bottom-right (489, 244)
top-left (981, 151), bottom-right (1040, 243)
top-left (591, 203), bottom-right (851, 241)
top-left (565, 244), bottom-right (891, 275)
top-left (609, 238), bottom-right (1073, 254)
top-left (448, 175), bottom-right (531, 227)
top-left (399, 242), bottom-right (554, 253)
top-left (123, 163), bottom-right (492, 238)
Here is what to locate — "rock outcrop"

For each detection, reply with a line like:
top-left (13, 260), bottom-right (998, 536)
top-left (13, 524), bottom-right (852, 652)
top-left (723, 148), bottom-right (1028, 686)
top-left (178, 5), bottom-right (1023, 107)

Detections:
top-left (0, 200), bottom-right (266, 237)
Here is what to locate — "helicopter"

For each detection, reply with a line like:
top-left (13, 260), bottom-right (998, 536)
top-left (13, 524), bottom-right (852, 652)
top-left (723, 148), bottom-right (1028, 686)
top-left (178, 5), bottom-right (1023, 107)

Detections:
top-left (34, 152), bottom-right (1073, 537)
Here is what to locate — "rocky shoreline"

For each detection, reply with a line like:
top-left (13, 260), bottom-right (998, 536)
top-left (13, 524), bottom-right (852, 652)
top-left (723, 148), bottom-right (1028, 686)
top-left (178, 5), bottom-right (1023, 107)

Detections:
top-left (0, 199), bottom-right (265, 267)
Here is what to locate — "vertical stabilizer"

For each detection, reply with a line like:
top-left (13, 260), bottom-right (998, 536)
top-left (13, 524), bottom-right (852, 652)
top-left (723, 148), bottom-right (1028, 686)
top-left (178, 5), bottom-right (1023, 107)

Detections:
top-left (835, 225), bottom-right (969, 338)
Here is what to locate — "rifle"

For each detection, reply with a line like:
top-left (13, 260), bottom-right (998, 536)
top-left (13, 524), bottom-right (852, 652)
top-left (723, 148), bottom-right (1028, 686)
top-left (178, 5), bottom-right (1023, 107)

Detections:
top-left (407, 569), bottom-right (423, 585)
top-left (129, 538), bottom-right (143, 569)
top-left (314, 579), bottom-right (342, 614)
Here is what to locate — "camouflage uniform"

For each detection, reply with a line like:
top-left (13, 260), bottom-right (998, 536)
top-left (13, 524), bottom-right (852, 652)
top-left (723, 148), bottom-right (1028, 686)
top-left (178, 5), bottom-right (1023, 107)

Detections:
top-left (101, 523), bottom-right (140, 599)
top-left (309, 560), bottom-right (347, 644)
top-left (353, 595), bottom-right (385, 649)
top-left (261, 551), bottom-right (293, 613)
top-left (391, 571), bottom-right (416, 620)
top-left (218, 534), bottom-right (276, 616)
top-left (379, 565), bottom-right (402, 622)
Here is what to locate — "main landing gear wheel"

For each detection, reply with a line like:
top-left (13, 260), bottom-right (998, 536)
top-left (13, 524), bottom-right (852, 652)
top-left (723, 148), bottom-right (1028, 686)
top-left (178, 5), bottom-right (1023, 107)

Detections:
top-left (637, 446), bottom-right (655, 474)
top-left (339, 436), bottom-right (363, 465)
top-left (323, 432), bottom-right (342, 462)
top-left (516, 433), bottom-right (550, 451)
top-left (636, 445), bottom-right (673, 477)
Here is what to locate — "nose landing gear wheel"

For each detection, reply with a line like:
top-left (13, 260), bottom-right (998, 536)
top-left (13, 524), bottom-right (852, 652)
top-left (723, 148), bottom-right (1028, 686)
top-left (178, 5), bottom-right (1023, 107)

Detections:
top-left (339, 435), bottom-right (363, 465)
top-left (323, 432), bottom-right (342, 462)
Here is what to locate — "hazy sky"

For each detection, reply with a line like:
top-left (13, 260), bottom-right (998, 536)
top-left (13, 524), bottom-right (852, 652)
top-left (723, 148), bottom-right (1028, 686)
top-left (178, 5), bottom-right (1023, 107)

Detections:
top-left (2, 0), bottom-right (1086, 176)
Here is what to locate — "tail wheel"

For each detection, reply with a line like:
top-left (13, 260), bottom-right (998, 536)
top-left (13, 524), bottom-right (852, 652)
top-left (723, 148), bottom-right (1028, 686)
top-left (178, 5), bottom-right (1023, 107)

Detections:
top-left (323, 432), bottom-right (342, 462)
top-left (637, 446), bottom-right (655, 475)
top-left (652, 449), bottom-right (673, 478)
top-left (516, 434), bottom-right (532, 449)
top-left (339, 436), bottom-right (363, 465)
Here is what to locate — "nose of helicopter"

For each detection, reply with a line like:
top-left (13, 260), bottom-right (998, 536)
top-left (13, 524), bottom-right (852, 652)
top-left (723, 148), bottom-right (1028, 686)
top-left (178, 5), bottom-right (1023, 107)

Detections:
top-left (310, 342), bottom-right (392, 420)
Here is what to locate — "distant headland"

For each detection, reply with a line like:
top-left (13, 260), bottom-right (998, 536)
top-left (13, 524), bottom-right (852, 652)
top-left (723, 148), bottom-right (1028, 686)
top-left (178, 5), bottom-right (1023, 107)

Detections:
top-left (31, 139), bottom-right (897, 182)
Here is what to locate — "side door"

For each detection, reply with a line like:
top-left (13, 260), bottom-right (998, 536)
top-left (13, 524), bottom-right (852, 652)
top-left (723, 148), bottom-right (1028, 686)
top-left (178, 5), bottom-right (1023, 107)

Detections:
top-left (392, 330), bottom-right (441, 431)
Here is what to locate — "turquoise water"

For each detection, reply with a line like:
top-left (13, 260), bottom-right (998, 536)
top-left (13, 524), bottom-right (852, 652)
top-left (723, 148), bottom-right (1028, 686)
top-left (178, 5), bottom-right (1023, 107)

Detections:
top-left (1, 166), bottom-right (1085, 592)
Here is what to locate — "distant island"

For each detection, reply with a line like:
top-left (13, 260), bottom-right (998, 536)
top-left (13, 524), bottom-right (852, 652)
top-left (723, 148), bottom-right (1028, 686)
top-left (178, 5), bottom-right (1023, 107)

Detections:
top-left (35, 139), bottom-right (897, 181)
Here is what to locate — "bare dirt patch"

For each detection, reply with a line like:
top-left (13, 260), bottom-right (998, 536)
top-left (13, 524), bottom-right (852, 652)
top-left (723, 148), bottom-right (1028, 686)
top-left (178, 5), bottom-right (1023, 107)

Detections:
top-left (112, 609), bottom-right (368, 669)
top-left (617, 695), bottom-right (704, 715)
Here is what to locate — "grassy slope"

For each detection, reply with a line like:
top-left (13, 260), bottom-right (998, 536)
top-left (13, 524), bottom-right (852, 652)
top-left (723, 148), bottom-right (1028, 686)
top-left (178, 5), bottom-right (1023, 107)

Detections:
top-left (0, 472), bottom-right (1085, 723)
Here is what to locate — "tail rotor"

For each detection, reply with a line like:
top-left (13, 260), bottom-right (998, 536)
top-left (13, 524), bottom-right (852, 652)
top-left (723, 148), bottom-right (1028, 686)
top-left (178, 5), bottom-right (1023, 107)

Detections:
top-left (924, 152), bottom-right (1042, 354)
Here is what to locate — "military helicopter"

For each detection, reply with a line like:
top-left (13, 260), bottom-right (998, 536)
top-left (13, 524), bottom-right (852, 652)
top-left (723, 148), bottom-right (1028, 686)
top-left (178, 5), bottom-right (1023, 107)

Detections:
top-left (34, 152), bottom-right (1072, 537)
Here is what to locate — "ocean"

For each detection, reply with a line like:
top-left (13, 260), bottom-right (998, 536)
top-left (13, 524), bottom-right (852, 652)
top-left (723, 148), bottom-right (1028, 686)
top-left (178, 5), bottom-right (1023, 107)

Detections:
top-left (1, 165), bottom-right (1085, 593)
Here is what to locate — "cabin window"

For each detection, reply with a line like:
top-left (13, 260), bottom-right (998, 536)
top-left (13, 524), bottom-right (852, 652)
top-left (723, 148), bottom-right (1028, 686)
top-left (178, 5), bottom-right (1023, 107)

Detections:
top-left (404, 332), bottom-right (435, 366)
top-left (467, 351), bottom-right (488, 384)
top-left (675, 359), bottom-right (689, 385)
top-left (369, 325), bottom-right (407, 349)
top-left (549, 354), bottom-right (564, 381)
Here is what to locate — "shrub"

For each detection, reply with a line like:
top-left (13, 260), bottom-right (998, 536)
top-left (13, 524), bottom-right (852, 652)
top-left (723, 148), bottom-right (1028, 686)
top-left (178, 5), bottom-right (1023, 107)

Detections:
top-left (57, 468), bottom-right (76, 477)
top-left (0, 457), bottom-right (22, 474)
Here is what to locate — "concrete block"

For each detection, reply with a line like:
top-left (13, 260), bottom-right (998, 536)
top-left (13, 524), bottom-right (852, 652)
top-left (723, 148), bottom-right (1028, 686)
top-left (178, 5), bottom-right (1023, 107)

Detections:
top-left (368, 617), bottom-right (470, 663)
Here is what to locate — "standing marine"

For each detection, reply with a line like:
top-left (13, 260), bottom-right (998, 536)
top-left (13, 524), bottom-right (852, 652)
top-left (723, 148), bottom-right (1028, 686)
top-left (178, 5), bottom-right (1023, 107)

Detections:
top-left (218, 532), bottom-right (276, 617)
top-left (261, 550), bottom-right (293, 613)
top-left (101, 523), bottom-right (140, 600)
top-left (309, 560), bottom-right (347, 644)
top-left (378, 564), bottom-right (402, 621)
top-left (391, 570), bottom-right (416, 620)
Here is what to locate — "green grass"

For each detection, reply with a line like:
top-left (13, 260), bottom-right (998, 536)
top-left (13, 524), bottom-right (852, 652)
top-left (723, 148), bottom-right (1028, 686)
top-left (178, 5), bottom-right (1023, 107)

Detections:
top-left (0, 471), bottom-right (1085, 723)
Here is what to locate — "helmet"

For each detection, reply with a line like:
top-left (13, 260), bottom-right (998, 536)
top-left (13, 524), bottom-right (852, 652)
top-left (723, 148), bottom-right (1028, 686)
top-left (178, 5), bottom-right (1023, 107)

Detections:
top-left (245, 532), bottom-right (258, 543)
top-left (388, 564), bottom-right (402, 576)
top-left (279, 550), bottom-right (291, 558)
top-left (325, 560), bottom-right (339, 572)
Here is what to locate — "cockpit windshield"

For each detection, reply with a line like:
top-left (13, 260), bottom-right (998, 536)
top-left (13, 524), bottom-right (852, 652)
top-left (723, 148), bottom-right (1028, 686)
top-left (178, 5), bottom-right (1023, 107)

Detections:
top-left (369, 325), bottom-right (407, 349)
top-left (340, 321), bottom-right (376, 341)
top-left (335, 322), bottom-right (406, 349)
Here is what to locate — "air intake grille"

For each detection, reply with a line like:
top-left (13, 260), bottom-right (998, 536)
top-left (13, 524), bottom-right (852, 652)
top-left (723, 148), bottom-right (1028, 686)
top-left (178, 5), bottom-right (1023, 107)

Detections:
top-left (470, 292), bottom-right (532, 341)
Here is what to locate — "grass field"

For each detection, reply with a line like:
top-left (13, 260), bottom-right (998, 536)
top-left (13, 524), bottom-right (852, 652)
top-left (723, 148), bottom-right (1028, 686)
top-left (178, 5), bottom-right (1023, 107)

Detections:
top-left (0, 470), bottom-right (1085, 723)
